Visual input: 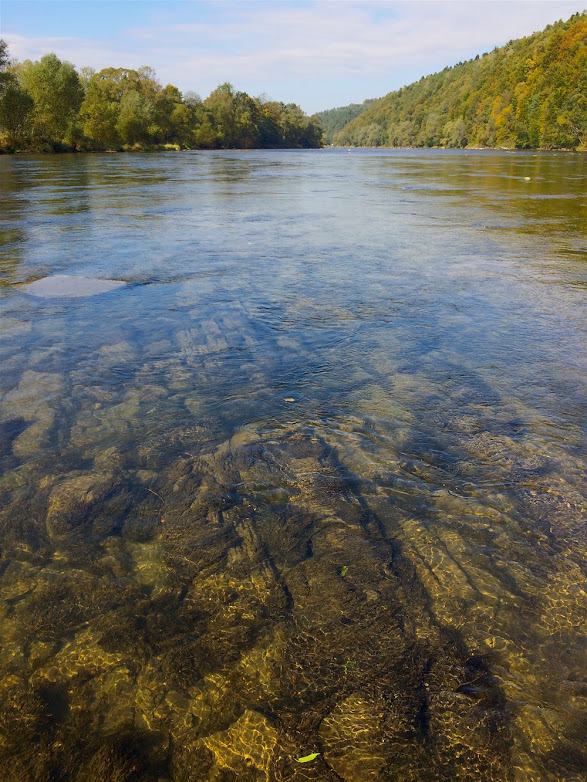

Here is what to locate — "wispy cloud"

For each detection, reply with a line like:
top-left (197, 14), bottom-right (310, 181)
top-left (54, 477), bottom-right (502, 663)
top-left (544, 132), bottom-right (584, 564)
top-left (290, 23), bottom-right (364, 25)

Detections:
top-left (3, 1), bottom-right (584, 112)
top-left (4, 33), bottom-right (139, 68)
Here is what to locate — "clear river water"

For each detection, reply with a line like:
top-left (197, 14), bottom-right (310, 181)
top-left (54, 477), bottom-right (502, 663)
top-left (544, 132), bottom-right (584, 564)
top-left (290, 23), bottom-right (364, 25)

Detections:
top-left (0, 149), bottom-right (585, 781)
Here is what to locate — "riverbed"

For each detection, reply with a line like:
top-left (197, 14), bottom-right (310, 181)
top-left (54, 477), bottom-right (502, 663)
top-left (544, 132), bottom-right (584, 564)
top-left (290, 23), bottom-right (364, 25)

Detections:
top-left (0, 148), bottom-right (585, 781)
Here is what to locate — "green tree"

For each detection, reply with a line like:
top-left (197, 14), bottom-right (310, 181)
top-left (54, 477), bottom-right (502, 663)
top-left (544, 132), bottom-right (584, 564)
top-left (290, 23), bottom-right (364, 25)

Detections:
top-left (0, 83), bottom-right (34, 143)
top-left (192, 109), bottom-right (218, 148)
top-left (150, 84), bottom-right (186, 143)
top-left (442, 118), bottom-right (468, 147)
top-left (81, 68), bottom-right (132, 146)
top-left (204, 83), bottom-right (238, 147)
top-left (0, 39), bottom-right (11, 94)
top-left (80, 67), bottom-right (160, 148)
top-left (18, 53), bottom-right (83, 144)
top-left (78, 66), bottom-right (96, 94)
top-left (0, 40), bottom-right (34, 147)
top-left (116, 89), bottom-right (153, 145)
top-left (169, 102), bottom-right (192, 146)
top-left (257, 101), bottom-right (282, 147)
top-left (233, 90), bottom-right (259, 148)
top-left (277, 103), bottom-right (323, 148)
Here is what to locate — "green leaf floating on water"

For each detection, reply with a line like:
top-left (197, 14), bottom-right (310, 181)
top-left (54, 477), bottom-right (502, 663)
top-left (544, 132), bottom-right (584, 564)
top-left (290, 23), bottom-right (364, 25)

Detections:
top-left (296, 752), bottom-right (320, 763)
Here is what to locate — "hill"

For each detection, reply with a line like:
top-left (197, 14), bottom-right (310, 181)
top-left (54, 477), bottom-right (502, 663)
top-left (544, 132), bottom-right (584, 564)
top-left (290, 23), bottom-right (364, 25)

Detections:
top-left (316, 99), bottom-right (376, 144)
top-left (334, 12), bottom-right (587, 150)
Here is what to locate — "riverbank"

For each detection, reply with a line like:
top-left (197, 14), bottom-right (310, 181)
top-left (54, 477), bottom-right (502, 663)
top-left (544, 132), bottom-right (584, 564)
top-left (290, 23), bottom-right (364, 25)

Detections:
top-left (2, 141), bottom-right (584, 155)
top-left (330, 143), bottom-right (586, 153)
top-left (0, 141), bottom-right (324, 154)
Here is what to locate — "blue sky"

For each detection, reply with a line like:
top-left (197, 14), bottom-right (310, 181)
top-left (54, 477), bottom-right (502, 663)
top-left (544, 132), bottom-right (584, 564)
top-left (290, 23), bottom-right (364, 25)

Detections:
top-left (2, 1), bottom-right (584, 114)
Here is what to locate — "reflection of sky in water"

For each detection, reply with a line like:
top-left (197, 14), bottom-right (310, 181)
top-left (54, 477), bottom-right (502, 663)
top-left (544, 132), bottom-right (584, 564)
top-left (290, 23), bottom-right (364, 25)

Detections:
top-left (0, 149), bottom-right (585, 781)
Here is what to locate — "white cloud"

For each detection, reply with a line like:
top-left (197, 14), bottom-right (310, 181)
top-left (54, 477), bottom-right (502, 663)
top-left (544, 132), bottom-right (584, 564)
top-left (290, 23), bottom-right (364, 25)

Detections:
top-left (4, 33), bottom-right (137, 69)
top-left (3, 1), bottom-right (584, 112)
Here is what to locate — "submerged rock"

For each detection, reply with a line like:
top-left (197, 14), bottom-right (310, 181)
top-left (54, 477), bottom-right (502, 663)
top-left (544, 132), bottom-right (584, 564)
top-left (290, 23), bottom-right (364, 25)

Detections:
top-left (203, 709), bottom-right (277, 779)
top-left (19, 275), bottom-right (126, 298)
top-left (45, 471), bottom-right (117, 539)
top-left (0, 415), bottom-right (580, 780)
top-left (0, 370), bottom-right (64, 457)
top-left (320, 693), bottom-right (387, 780)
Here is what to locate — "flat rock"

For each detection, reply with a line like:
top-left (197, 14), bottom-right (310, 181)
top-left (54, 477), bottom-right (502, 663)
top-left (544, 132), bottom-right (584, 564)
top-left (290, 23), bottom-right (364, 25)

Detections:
top-left (20, 275), bottom-right (126, 298)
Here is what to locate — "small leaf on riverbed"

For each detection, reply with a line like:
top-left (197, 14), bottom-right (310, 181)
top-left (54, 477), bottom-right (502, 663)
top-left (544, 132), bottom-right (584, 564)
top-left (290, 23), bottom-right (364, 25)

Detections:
top-left (340, 565), bottom-right (348, 576)
top-left (295, 752), bottom-right (320, 763)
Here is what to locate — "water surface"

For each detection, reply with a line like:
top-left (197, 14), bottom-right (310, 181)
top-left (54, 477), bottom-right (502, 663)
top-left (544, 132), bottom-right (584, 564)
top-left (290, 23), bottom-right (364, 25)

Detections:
top-left (0, 149), bottom-right (585, 781)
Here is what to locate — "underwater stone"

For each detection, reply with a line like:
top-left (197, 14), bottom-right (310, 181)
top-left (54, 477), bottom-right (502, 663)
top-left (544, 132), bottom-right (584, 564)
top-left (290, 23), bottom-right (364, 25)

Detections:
top-left (93, 446), bottom-right (124, 472)
top-left (1, 370), bottom-right (63, 413)
top-left (319, 693), bottom-right (387, 781)
top-left (96, 341), bottom-right (137, 366)
top-left (0, 318), bottom-right (32, 340)
top-left (19, 275), bottom-right (126, 298)
top-left (0, 370), bottom-right (64, 457)
top-left (45, 471), bottom-right (115, 539)
top-left (70, 394), bottom-right (141, 449)
top-left (203, 709), bottom-right (277, 778)
top-left (143, 339), bottom-right (172, 357)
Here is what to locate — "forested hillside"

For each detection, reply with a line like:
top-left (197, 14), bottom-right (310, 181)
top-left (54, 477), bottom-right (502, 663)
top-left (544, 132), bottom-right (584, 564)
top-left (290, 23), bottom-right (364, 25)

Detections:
top-left (334, 12), bottom-right (586, 149)
top-left (316, 99), bottom-right (376, 143)
top-left (0, 43), bottom-right (323, 152)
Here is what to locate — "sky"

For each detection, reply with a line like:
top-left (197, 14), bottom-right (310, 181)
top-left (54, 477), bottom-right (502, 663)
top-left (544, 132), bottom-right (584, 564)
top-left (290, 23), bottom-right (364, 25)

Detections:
top-left (1, 0), bottom-right (585, 114)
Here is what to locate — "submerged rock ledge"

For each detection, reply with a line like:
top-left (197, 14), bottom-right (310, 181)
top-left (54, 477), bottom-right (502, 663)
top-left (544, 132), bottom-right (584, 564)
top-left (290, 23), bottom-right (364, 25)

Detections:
top-left (20, 275), bottom-right (126, 298)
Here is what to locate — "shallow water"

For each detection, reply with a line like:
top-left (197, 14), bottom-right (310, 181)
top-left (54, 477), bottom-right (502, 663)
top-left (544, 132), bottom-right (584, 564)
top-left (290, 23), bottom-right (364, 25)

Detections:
top-left (0, 148), bottom-right (585, 781)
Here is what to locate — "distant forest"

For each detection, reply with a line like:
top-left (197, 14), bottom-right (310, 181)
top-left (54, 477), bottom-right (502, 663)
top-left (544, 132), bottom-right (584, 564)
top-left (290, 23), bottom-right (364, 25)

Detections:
top-left (316, 99), bottom-right (376, 144)
top-left (333, 12), bottom-right (586, 150)
top-left (0, 43), bottom-right (323, 152)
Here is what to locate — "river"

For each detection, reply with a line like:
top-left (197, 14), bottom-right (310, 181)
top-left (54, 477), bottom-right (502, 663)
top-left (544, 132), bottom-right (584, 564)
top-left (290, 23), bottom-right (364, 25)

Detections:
top-left (0, 149), bottom-right (585, 781)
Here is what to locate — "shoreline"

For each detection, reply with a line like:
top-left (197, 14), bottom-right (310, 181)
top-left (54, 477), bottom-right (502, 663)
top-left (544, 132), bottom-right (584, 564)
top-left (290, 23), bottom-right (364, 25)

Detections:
top-left (328, 144), bottom-right (586, 153)
top-left (1, 144), bottom-right (585, 156)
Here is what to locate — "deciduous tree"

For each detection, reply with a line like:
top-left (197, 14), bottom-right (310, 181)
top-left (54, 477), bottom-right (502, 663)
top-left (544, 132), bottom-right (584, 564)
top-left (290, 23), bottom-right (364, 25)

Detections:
top-left (18, 53), bottom-right (83, 144)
